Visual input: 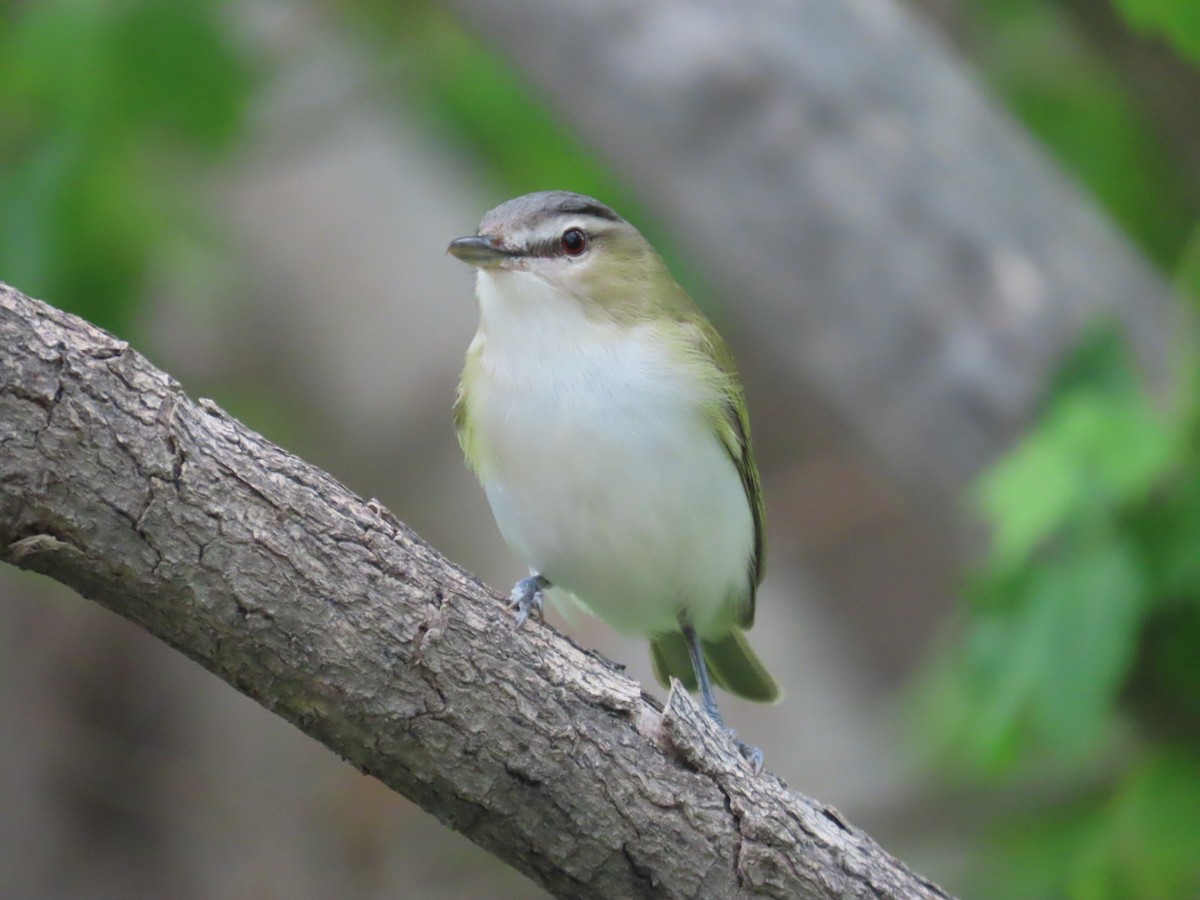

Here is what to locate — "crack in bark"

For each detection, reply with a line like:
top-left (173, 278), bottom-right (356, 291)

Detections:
top-left (717, 777), bottom-right (747, 888)
top-left (620, 841), bottom-right (660, 895)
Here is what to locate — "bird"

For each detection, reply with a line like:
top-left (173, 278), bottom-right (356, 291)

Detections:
top-left (448, 190), bottom-right (779, 767)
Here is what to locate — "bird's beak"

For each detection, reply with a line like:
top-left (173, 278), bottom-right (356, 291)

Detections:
top-left (447, 234), bottom-right (511, 267)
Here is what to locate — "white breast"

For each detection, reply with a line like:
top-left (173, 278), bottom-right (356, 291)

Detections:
top-left (466, 270), bottom-right (754, 637)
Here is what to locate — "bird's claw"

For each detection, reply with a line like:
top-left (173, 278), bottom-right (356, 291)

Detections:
top-left (733, 734), bottom-right (765, 775)
top-left (700, 697), bottom-right (765, 774)
top-left (720, 723), bottom-right (764, 775)
top-left (508, 575), bottom-right (548, 628)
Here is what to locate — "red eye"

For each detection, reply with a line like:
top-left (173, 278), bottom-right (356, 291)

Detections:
top-left (561, 228), bottom-right (587, 256)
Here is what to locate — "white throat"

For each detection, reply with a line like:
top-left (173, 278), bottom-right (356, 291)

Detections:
top-left (474, 268), bottom-right (608, 371)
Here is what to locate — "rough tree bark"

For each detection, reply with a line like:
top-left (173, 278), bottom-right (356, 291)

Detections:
top-left (0, 283), bottom-right (951, 898)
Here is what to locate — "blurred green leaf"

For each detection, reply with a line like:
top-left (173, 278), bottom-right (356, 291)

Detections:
top-left (1063, 392), bottom-right (1174, 498)
top-left (1133, 473), bottom-right (1200, 603)
top-left (977, 387), bottom-right (1173, 567)
top-left (939, 313), bottom-right (1188, 777)
top-left (1029, 541), bottom-right (1144, 753)
top-left (976, 422), bottom-right (1085, 565)
top-left (982, 750), bottom-right (1200, 900)
top-left (0, 0), bottom-right (253, 336)
top-left (1105, 751), bottom-right (1200, 898)
top-left (963, 537), bottom-right (1144, 764)
top-left (1178, 222), bottom-right (1200, 312)
top-left (110, 1), bottom-right (252, 149)
top-left (976, 795), bottom-right (1105, 900)
top-left (1112, 0), bottom-right (1200, 64)
top-left (975, 1), bottom-right (1195, 268)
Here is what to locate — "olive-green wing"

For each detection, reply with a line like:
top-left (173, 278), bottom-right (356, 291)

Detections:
top-left (690, 317), bottom-right (766, 628)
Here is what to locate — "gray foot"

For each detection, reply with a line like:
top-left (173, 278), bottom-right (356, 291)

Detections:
top-left (732, 734), bottom-right (764, 774)
top-left (714, 714), bottom-right (764, 774)
top-left (508, 574), bottom-right (549, 628)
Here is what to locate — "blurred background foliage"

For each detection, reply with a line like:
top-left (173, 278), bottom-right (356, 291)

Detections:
top-left (1, 0), bottom-right (1199, 898)
top-left (0, 0), bottom-right (254, 337)
top-left (909, 2), bottom-right (1200, 899)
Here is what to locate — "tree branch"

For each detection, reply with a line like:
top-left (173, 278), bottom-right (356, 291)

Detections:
top-left (0, 283), bottom-right (950, 898)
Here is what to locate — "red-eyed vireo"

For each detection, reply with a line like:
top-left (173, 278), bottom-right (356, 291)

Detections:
top-left (448, 191), bottom-right (780, 767)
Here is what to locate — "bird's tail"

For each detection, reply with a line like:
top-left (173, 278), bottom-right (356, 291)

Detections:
top-left (649, 628), bottom-right (781, 703)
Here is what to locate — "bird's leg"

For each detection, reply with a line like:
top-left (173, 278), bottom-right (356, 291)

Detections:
top-left (508, 573), bottom-right (549, 628)
top-left (680, 621), bottom-right (724, 724)
top-left (680, 621), bottom-right (764, 773)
